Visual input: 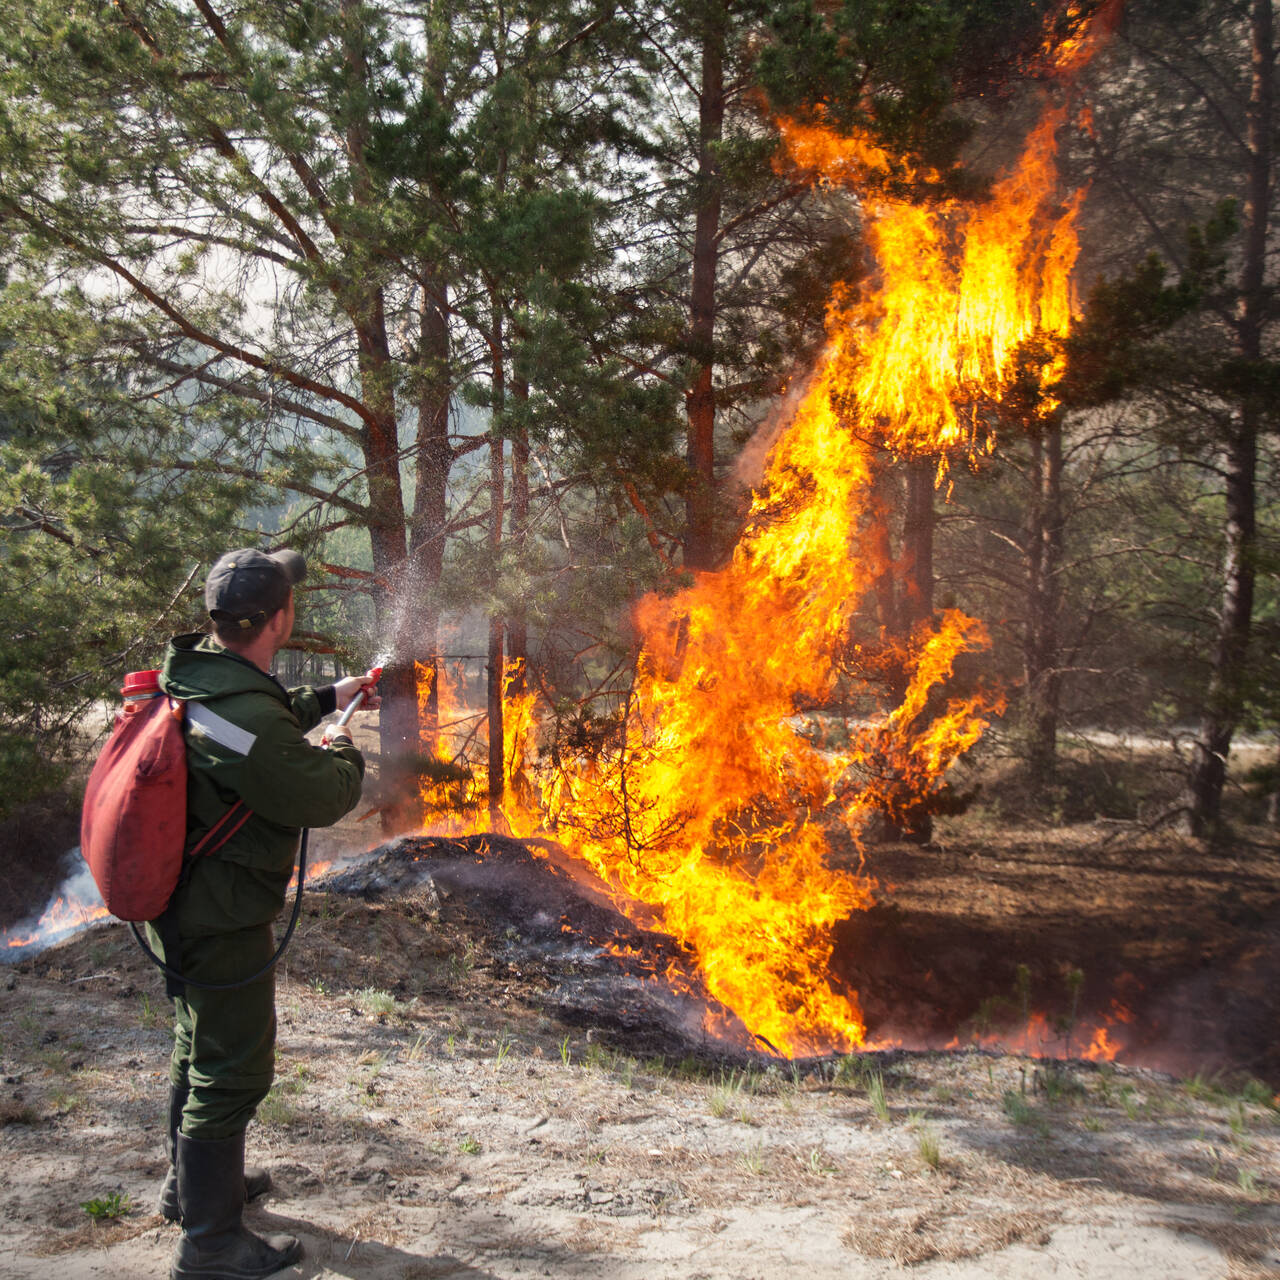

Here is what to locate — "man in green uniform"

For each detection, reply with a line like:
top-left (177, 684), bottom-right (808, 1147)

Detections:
top-left (149, 548), bottom-right (377, 1280)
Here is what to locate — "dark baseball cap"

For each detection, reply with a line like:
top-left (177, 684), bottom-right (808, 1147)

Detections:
top-left (205, 548), bottom-right (306, 628)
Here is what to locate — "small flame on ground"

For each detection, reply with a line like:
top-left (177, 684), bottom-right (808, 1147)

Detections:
top-left (6, 847), bottom-right (346, 956)
top-left (2, 861), bottom-right (109, 956)
top-left (290, 858), bottom-right (333, 890)
top-left (939, 1000), bottom-right (1137, 1064)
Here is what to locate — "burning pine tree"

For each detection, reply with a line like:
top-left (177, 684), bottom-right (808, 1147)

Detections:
top-left (415, 4), bottom-right (1121, 1058)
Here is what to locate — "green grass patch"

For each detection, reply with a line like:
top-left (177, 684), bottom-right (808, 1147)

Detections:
top-left (81, 1192), bottom-right (131, 1221)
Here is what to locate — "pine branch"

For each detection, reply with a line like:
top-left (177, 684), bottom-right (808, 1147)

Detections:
top-left (12, 505), bottom-right (100, 556)
top-left (714, 180), bottom-right (809, 246)
top-left (120, 222), bottom-right (299, 270)
top-left (165, 458), bottom-right (368, 516)
top-left (50, 563), bottom-right (202, 690)
top-left (143, 354), bottom-right (364, 442)
top-left (7, 197), bottom-right (375, 428)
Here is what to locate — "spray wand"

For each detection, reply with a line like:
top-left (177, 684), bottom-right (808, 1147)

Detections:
top-left (333, 651), bottom-right (390, 729)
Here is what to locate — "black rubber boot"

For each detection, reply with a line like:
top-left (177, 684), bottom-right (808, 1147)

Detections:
top-left (170, 1132), bottom-right (301, 1280)
top-left (160, 1088), bottom-right (271, 1223)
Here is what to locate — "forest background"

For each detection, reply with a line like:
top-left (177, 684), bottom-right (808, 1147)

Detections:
top-left (0, 0), bottom-right (1276, 862)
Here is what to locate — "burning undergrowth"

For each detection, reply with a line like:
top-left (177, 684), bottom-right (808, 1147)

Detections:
top-left (311, 829), bottom-right (1280, 1087)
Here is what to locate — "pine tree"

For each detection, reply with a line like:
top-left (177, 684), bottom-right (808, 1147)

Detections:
top-left (0, 287), bottom-right (256, 813)
top-left (1060, 0), bottom-right (1280, 833)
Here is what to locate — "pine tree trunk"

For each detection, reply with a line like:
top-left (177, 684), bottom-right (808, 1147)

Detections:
top-left (866, 458), bottom-right (935, 843)
top-left (335, 10), bottom-right (417, 830)
top-left (487, 304), bottom-right (506, 820)
top-left (334, 12), bottom-right (424, 830)
top-left (900, 458), bottom-right (936, 843)
top-left (1184, 418), bottom-right (1260, 833)
top-left (508, 367), bottom-right (530, 690)
top-left (1267, 741), bottom-right (1280, 826)
top-left (407, 272), bottom-right (452, 806)
top-left (1183, 0), bottom-right (1271, 835)
top-left (903, 459), bottom-right (935, 626)
top-left (683, 0), bottom-right (726, 572)
top-left (405, 0), bottom-right (455, 809)
top-left (869, 461), bottom-right (899, 645)
top-left (1023, 416), bottom-right (1065, 790)
top-left (355, 297), bottom-right (415, 834)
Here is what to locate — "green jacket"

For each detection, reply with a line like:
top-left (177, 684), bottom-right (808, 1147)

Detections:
top-left (159, 632), bottom-right (364, 936)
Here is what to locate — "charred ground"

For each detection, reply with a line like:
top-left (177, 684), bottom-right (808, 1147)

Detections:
top-left (841, 831), bottom-right (1279, 1080)
top-left (310, 821), bottom-right (1280, 1086)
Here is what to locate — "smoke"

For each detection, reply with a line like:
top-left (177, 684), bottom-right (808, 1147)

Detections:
top-left (727, 365), bottom-right (823, 494)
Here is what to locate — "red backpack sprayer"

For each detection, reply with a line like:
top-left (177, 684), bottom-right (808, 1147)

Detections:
top-left (81, 658), bottom-right (385, 989)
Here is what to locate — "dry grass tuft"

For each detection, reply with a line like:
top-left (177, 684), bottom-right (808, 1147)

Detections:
top-left (0, 1098), bottom-right (42, 1126)
top-left (845, 1207), bottom-right (1056, 1265)
top-left (32, 1214), bottom-right (157, 1257)
top-left (845, 1211), bottom-right (938, 1265)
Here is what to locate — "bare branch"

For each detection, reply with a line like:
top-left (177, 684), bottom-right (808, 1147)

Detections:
top-left (12, 505), bottom-right (97, 555)
top-left (7, 198), bottom-right (376, 428)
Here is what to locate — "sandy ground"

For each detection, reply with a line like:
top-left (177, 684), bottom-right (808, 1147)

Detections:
top-left (2, 860), bottom-right (1278, 1280)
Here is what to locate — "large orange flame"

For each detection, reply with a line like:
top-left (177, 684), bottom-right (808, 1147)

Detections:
top-left (783, 106), bottom-right (1081, 458)
top-left (416, 15), bottom-right (1111, 1057)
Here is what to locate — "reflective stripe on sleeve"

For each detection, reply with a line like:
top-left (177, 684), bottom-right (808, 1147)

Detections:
top-left (186, 702), bottom-right (258, 756)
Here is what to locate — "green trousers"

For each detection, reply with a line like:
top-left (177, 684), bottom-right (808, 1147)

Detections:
top-left (147, 921), bottom-right (278, 1141)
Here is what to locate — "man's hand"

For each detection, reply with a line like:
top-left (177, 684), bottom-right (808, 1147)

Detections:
top-left (334, 668), bottom-right (383, 713)
top-left (320, 723), bottom-right (354, 748)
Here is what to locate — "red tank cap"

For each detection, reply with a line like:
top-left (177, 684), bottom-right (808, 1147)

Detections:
top-left (122, 669), bottom-right (162, 698)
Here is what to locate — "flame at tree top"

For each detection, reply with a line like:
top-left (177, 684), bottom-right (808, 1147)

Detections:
top-left (419, 15), bottom-right (1111, 1057)
top-left (781, 106), bottom-right (1081, 456)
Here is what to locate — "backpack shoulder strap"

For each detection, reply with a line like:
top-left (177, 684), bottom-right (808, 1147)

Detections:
top-left (188, 799), bottom-right (252, 858)
top-left (172, 696), bottom-right (254, 860)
